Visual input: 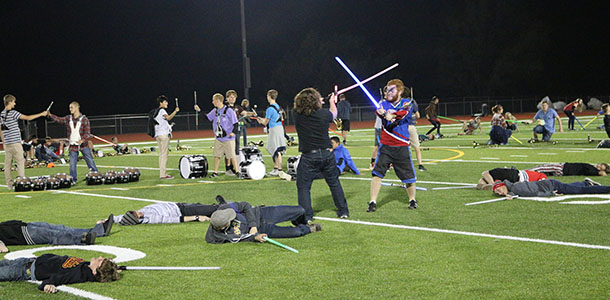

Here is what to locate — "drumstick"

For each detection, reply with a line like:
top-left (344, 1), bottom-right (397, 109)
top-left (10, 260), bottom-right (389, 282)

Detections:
top-left (46, 101), bottom-right (54, 111)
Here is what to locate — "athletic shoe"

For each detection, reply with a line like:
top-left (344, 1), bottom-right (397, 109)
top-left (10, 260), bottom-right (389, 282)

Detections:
top-left (160, 175), bottom-right (174, 179)
top-left (367, 201), bottom-right (377, 212)
top-left (308, 223), bottom-right (322, 233)
top-left (584, 177), bottom-right (601, 186)
top-left (209, 172), bottom-right (219, 178)
top-left (81, 232), bottom-right (97, 245)
top-left (225, 169), bottom-right (236, 176)
top-left (408, 199), bottom-right (418, 210)
top-left (103, 214), bottom-right (114, 236)
top-left (418, 165), bottom-right (427, 171)
top-left (278, 171), bottom-right (292, 181)
top-left (268, 169), bottom-right (280, 176)
top-left (343, 140), bottom-right (347, 145)
top-left (215, 195), bottom-right (227, 205)
top-left (339, 214), bottom-right (349, 219)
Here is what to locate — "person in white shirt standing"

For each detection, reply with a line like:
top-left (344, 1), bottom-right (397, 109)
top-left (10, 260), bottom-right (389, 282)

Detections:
top-left (1, 94), bottom-right (48, 190)
top-left (154, 95), bottom-right (179, 179)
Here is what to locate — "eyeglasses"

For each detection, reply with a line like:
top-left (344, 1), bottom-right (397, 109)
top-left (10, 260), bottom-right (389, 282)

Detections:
top-left (383, 86), bottom-right (396, 93)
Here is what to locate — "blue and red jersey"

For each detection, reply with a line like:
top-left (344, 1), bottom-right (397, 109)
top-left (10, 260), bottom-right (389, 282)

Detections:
top-left (378, 98), bottom-right (412, 146)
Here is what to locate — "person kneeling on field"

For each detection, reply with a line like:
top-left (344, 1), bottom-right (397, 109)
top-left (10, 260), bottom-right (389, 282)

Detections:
top-left (0, 253), bottom-right (120, 293)
top-left (330, 136), bottom-right (360, 175)
top-left (477, 167), bottom-right (547, 190)
top-left (491, 178), bottom-right (610, 199)
top-left (205, 198), bottom-right (321, 244)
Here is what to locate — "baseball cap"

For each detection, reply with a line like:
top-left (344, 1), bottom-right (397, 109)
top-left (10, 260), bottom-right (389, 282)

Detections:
top-left (210, 208), bottom-right (236, 230)
top-left (492, 180), bottom-right (507, 193)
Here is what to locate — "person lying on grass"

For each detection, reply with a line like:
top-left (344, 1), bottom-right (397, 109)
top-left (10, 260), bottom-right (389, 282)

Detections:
top-left (205, 196), bottom-right (321, 244)
top-left (527, 162), bottom-right (608, 177)
top-left (491, 178), bottom-right (610, 199)
top-left (0, 253), bottom-right (120, 293)
top-left (0, 216), bottom-right (113, 253)
top-left (477, 168), bottom-right (547, 190)
top-left (114, 199), bottom-right (224, 225)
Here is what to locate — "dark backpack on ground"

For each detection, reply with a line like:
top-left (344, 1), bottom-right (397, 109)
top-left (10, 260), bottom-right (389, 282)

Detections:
top-left (597, 140), bottom-right (610, 148)
top-left (147, 107), bottom-right (161, 138)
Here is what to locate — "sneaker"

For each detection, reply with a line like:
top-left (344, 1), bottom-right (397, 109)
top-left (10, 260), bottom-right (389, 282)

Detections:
top-left (367, 201), bottom-right (377, 212)
top-left (225, 169), bottom-right (236, 176)
top-left (103, 214), bottom-right (114, 236)
top-left (278, 171), bottom-right (292, 181)
top-left (209, 172), bottom-right (219, 178)
top-left (584, 177), bottom-right (601, 186)
top-left (308, 223), bottom-right (322, 233)
top-left (215, 195), bottom-right (227, 205)
top-left (160, 175), bottom-right (174, 180)
top-left (81, 232), bottom-right (97, 245)
top-left (418, 165), bottom-right (427, 171)
top-left (268, 169), bottom-right (280, 176)
top-left (342, 140), bottom-right (346, 145)
top-left (408, 199), bottom-right (418, 210)
top-left (339, 214), bottom-right (349, 219)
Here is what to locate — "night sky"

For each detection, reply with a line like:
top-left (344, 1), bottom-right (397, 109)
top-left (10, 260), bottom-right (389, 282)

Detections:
top-left (2, 0), bottom-right (609, 116)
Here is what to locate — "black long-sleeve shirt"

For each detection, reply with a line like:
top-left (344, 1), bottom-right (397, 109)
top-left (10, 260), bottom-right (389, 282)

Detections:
top-left (205, 202), bottom-right (261, 244)
top-left (604, 115), bottom-right (610, 138)
top-left (34, 254), bottom-right (97, 290)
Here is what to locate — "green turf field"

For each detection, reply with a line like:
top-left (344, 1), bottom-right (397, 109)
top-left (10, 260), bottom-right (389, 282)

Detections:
top-left (1, 115), bottom-right (609, 299)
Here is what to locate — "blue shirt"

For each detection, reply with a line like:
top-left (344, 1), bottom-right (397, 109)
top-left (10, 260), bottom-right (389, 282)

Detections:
top-left (534, 108), bottom-right (559, 133)
top-left (333, 144), bottom-right (360, 175)
top-left (265, 103), bottom-right (282, 128)
top-left (379, 98), bottom-right (412, 146)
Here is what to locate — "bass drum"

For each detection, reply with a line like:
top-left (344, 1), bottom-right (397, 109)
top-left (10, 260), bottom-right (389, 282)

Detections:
top-left (179, 155), bottom-right (208, 179)
top-left (239, 160), bottom-right (266, 180)
top-left (287, 155), bottom-right (301, 176)
top-left (238, 146), bottom-right (263, 163)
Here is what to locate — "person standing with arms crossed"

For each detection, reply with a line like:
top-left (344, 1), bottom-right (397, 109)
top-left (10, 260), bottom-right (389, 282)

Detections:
top-left (153, 95), bottom-right (178, 179)
top-left (49, 101), bottom-right (98, 183)
top-left (368, 79), bottom-right (418, 212)
top-left (1, 94), bottom-right (48, 190)
top-left (293, 88), bottom-right (350, 221)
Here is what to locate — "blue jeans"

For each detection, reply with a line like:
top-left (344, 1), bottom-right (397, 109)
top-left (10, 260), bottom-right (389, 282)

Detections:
top-left (27, 222), bottom-right (104, 245)
top-left (533, 125), bottom-right (552, 142)
top-left (239, 125), bottom-right (247, 147)
top-left (296, 150), bottom-right (349, 221)
top-left (69, 147), bottom-right (98, 181)
top-left (0, 257), bottom-right (32, 282)
top-left (260, 206), bottom-right (310, 238)
top-left (550, 179), bottom-right (610, 194)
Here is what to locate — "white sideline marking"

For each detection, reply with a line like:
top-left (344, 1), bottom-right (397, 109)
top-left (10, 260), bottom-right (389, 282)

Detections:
top-left (565, 150), bottom-right (585, 153)
top-left (53, 190), bottom-right (170, 203)
top-left (6, 245), bottom-right (146, 300)
top-left (479, 157), bottom-right (499, 160)
top-left (432, 185), bottom-right (477, 190)
top-left (110, 187), bottom-right (129, 191)
top-left (538, 153), bottom-right (557, 155)
top-left (509, 155), bottom-right (528, 157)
top-left (561, 200), bottom-right (610, 205)
top-left (315, 217), bottom-right (610, 251)
top-left (467, 194), bottom-right (610, 205)
top-left (340, 176), bottom-right (474, 186)
top-left (15, 195), bottom-right (31, 198)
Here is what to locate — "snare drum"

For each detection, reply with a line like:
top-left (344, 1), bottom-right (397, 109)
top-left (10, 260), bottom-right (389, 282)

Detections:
top-left (115, 171), bottom-right (130, 183)
top-left (238, 146), bottom-right (263, 163)
top-left (86, 171), bottom-right (104, 185)
top-left (14, 176), bottom-right (32, 192)
top-left (54, 173), bottom-right (74, 188)
top-left (123, 168), bottom-right (141, 182)
top-left (238, 160), bottom-right (266, 180)
top-left (287, 155), bottom-right (301, 175)
top-left (46, 178), bottom-right (61, 189)
top-left (104, 171), bottom-right (117, 184)
top-left (179, 155), bottom-right (208, 179)
top-left (32, 177), bottom-right (48, 191)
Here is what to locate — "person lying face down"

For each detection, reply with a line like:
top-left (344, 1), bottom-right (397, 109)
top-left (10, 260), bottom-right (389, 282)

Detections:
top-left (492, 178), bottom-right (610, 199)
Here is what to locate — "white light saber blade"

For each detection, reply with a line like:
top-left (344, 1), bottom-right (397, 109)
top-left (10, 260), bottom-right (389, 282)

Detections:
top-left (46, 101), bottom-right (54, 111)
top-left (335, 57), bottom-right (380, 108)
top-left (175, 97), bottom-right (179, 107)
top-left (194, 91), bottom-right (198, 127)
top-left (336, 62), bottom-right (399, 96)
top-left (119, 266), bottom-right (220, 271)
top-left (465, 196), bottom-right (519, 206)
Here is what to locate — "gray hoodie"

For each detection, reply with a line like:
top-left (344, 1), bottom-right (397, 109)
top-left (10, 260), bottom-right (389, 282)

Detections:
top-left (504, 180), bottom-right (554, 197)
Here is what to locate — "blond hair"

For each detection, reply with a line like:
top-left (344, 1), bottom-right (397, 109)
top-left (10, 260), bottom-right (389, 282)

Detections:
top-left (3, 94), bottom-right (16, 106)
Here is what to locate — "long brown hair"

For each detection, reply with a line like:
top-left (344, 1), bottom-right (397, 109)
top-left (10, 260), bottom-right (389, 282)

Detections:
top-left (294, 88), bottom-right (322, 116)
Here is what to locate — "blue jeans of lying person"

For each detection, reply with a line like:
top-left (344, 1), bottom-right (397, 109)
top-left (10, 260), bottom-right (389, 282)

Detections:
top-left (259, 206), bottom-right (310, 238)
top-left (27, 222), bottom-right (105, 245)
top-left (0, 257), bottom-right (33, 282)
top-left (296, 150), bottom-right (349, 221)
top-left (550, 179), bottom-right (610, 195)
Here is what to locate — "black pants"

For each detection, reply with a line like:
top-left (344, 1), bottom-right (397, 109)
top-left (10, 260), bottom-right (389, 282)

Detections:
top-left (426, 119), bottom-right (441, 135)
top-left (176, 203), bottom-right (218, 217)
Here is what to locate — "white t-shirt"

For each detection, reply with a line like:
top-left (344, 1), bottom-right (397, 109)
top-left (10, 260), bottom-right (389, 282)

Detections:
top-left (154, 108), bottom-right (172, 137)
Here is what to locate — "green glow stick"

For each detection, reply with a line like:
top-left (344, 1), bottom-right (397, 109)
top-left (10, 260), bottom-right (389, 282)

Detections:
top-left (583, 116), bottom-right (598, 129)
top-left (264, 237), bottom-right (299, 253)
top-left (437, 115), bottom-right (462, 123)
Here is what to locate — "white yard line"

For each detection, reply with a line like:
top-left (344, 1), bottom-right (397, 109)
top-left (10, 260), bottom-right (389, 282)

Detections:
top-left (432, 185), bottom-right (477, 190)
top-left (479, 157), bottom-right (500, 160)
top-left (52, 190), bottom-right (171, 203)
top-left (110, 187), bottom-right (130, 191)
top-left (509, 155), bottom-right (528, 157)
top-left (314, 217), bottom-right (610, 251)
top-left (340, 176), bottom-right (475, 186)
top-left (538, 153), bottom-right (557, 155)
top-left (15, 195), bottom-right (31, 198)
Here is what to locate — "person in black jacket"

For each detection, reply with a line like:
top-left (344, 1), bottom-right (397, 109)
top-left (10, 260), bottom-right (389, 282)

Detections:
top-left (0, 253), bottom-right (120, 293)
top-left (0, 217), bottom-right (113, 253)
top-left (205, 199), bottom-right (321, 244)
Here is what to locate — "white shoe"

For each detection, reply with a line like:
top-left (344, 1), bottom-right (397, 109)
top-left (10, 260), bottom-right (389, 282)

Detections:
top-left (226, 169), bottom-right (236, 176)
top-left (278, 171), bottom-right (292, 181)
top-left (268, 169), bottom-right (280, 176)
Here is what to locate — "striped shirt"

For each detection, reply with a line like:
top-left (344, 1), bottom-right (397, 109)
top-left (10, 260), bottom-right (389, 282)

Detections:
top-left (113, 202), bottom-right (182, 224)
top-left (0, 109), bottom-right (23, 145)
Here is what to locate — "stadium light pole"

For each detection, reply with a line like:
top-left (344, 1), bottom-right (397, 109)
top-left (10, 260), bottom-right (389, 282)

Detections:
top-left (240, 0), bottom-right (251, 100)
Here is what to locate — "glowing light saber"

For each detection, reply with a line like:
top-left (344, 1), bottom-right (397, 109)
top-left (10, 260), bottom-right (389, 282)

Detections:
top-left (46, 101), bottom-right (54, 111)
top-left (264, 237), bottom-right (299, 253)
top-left (336, 63), bottom-right (399, 95)
top-left (335, 57), bottom-right (380, 108)
top-left (437, 115), bottom-right (463, 123)
top-left (92, 135), bottom-right (116, 146)
top-left (574, 117), bottom-right (585, 130)
top-left (583, 116), bottom-right (598, 128)
top-left (510, 135), bottom-right (524, 145)
top-left (175, 97), bottom-right (179, 107)
top-left (118, 266), bottom-right (220, 271)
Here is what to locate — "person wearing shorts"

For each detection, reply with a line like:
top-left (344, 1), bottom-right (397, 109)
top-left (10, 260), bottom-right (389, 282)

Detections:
top-left (403, 90), bottom-right (425, 171)
top-left (370, 115), bottom-right (382, 168)
top-left (336, 94), bottom-right (351, 144)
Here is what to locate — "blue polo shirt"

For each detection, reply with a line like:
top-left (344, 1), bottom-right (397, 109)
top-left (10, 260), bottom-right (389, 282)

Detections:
top-left (534, 108), bottom-right (559, 133)
top-left (265, 103), bottom-right (282, 128)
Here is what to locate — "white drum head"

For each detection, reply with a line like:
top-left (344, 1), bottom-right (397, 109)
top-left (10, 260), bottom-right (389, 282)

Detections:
top-left (179, 156), bottom-right (192, 179)
top-left (246, 160), bottom-right (266, 180)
